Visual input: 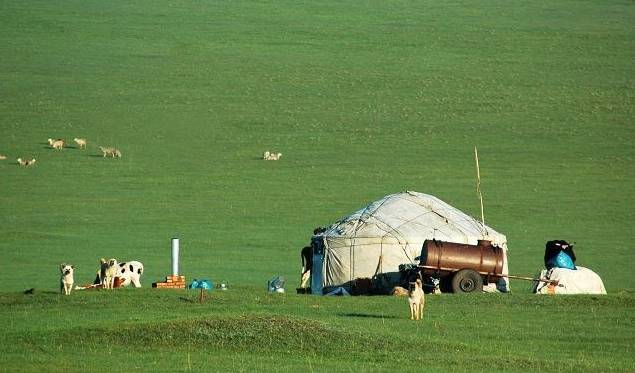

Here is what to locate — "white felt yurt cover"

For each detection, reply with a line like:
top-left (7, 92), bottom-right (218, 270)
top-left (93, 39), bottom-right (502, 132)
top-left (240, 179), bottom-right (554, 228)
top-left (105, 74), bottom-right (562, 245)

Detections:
top-left (534, 266), bottom-right (607, 295)
top-left (312, 191), bottom-right (509, 292)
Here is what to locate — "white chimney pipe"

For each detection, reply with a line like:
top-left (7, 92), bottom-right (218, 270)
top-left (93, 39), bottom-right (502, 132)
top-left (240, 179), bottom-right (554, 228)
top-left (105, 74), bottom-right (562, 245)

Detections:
top-left (171, 238), bottom-right (180, 276)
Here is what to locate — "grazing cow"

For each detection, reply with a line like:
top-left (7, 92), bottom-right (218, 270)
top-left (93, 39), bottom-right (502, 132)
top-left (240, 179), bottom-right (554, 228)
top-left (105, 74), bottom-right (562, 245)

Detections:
top-left (94, 259), bottom-right (144, 288)
top-left (115, 261), bottom-right (144, 287)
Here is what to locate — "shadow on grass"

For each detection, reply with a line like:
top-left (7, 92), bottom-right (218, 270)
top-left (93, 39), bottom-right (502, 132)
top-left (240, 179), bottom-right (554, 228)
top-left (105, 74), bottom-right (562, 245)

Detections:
top-left (21, 289), bottom-right (58, 295)
top-left (178, 296), bottom-right (205, 304)
top-left (338, 312), bottom-right (398, 319)
top-left (40, 146), bottom-right (79, 150)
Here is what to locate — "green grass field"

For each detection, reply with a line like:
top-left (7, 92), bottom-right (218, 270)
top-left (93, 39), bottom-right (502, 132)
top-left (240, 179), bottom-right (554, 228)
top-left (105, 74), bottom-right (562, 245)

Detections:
top-left (1, 289), bottom-right (633, 372)
top-left (1, 0), bottom-right (634, 371)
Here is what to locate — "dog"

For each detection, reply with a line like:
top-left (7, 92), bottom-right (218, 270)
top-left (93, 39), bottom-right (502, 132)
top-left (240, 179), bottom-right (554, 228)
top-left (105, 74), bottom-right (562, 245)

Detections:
top-left (115, 260), bottom-right (144, 287)
top-left (99, 258), bottom-right (118, 289)
top-left (17, 158), bottom-right (36, 167)
top-left (391, 286), bottom-right (409, 296)
top-left (99, 146), bottom-right (122, 158)
top-left (408, 278), bottom-right (425, 320)
top-left (73, 138), bottom-right (87, 149)
top-left (60, 263), bottom-right (75, 295)
top-left (431, 278), bottom-right (442, 294)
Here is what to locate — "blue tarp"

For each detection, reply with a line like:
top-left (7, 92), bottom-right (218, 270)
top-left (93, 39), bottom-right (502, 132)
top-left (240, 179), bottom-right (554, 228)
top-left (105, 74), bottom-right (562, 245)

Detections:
top-left (188, 279), bottom-right (213, 289)
top-left (546, 251), bottom-right (576, 270)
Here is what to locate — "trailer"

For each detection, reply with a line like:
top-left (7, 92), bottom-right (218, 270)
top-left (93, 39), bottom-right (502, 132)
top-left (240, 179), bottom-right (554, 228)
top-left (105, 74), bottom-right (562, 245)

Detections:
top-left (414, 239), bottom-right (557, 293)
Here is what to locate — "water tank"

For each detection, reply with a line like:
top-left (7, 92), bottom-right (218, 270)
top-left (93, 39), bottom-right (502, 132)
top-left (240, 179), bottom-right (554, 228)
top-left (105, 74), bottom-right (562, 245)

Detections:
top-left (419, 239), bottom-right (504, 281)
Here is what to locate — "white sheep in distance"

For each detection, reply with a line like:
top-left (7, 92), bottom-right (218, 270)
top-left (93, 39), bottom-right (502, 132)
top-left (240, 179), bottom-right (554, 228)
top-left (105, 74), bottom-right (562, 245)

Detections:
top-left (99, 146), bottom-right (122, 158)
top-left (17, 158), bottom-right (36, 166)
top-left (48, 138), bottom-right (64, 150)
top-left (73, 138), bottom-right (87, 149)
top-left (263, 151), bottom-right (282, 161)
top-left (267, 152), bottom-right (282, 161)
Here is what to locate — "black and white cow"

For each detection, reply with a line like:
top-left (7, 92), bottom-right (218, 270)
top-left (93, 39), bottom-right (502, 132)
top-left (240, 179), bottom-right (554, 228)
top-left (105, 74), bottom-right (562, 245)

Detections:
top-left (115, 261), bottom-right (144, 287)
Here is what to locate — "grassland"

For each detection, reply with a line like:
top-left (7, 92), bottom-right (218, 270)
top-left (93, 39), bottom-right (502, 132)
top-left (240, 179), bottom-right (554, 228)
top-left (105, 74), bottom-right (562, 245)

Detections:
top-left (1, 0), bottom-right (634, 371)
top-left (1, 289), bottom-right (634, 372)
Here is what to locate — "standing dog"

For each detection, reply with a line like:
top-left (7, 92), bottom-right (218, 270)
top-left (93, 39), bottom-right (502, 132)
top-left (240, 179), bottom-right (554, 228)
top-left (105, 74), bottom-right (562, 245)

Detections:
top-left (99, 258), bottom-right (118, 289)
top-left (408, 278), bottom-right (425, 320)
top-left (60, 264), bottom-right (75, 295)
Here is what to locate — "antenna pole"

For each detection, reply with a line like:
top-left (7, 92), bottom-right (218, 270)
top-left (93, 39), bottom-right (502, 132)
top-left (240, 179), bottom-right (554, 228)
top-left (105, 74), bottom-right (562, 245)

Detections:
top-left (474, 146), bottom-right (486, 231)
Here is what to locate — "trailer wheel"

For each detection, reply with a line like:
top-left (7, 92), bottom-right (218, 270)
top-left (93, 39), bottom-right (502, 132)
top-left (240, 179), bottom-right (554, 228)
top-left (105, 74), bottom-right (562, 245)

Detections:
top-left (451, 269), bottom-right (483, 293)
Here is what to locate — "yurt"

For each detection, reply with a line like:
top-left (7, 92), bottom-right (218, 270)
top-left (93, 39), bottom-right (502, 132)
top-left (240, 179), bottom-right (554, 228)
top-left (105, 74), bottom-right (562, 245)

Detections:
top-left (311, 191), bottom-right (510, 293)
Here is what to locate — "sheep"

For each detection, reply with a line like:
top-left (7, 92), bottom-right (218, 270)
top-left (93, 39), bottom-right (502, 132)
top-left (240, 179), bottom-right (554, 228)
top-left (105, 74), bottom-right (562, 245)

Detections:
top-left (266, 152), bottom-right (282, 161)
top-left (262, 151), bottom-right (282, 160)
top-left (48, 138), bottom-right (64, 150)
top-left (17, 158), bottom-right (36, 166)
top-left (0, 155), bottom-right (7, 160)
top-left (99, 146), bottom-right (122, 158)
top-left (73, 138), bottom-right (87, 149)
